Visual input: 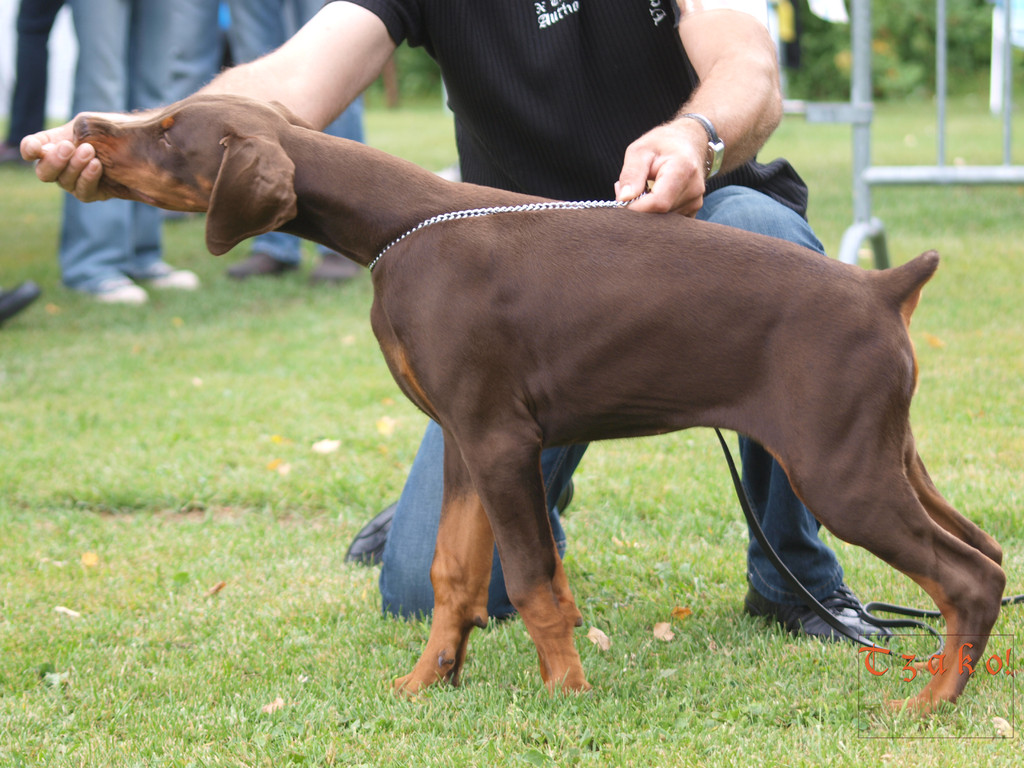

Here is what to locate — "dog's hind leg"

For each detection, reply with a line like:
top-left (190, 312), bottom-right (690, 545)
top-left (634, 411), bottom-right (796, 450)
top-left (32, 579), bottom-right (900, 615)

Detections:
top-left (793, 445), bottom-right (1005, 712)
top-left (905, 438), bottom-right (1003, 565)
top-left (393, 430), bottom-right (495, 695)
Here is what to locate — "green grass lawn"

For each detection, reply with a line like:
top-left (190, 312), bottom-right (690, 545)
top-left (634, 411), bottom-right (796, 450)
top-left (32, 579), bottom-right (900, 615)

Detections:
top-left (1, 97), bottom-right (1022, 766)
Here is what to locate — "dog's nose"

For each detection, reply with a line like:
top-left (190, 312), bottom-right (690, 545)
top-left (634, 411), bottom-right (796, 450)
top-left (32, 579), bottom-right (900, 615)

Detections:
top-left (72, 115), bottom-right (93, 143)
top-left (73, 114), bottom-right (119, 144)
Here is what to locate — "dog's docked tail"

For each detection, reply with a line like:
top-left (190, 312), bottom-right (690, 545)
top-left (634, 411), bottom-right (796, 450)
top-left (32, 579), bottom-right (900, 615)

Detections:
top-left (876, 250), bottom-right (941, 328)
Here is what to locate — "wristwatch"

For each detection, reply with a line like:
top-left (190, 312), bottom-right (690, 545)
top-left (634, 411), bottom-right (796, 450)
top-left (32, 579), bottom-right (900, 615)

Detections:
top-left (681, 113), bottom-right (725, 179)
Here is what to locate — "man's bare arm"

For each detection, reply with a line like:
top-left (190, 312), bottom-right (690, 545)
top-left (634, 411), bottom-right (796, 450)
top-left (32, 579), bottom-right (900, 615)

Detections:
top-left (199, 2), bottom-right (395, 129)
top-left (617, 7), bottom-right (782, 215)
top-left (22, 2), bottom-right (395, 200)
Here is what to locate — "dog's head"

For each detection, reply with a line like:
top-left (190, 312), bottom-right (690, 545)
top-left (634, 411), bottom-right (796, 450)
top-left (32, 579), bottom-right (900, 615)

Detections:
top-left (73, 94), bottom-right (312, 255)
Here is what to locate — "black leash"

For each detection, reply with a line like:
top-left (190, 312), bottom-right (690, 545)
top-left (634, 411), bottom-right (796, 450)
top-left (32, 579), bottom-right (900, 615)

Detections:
top-left (713, 428), bottom-right (941, 652)
top-left (715, 428), bottom-right (1024, 654)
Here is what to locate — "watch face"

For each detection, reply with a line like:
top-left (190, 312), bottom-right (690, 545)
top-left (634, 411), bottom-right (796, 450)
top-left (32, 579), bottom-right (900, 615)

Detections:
top-left (708, 141), bottom-right (724, 178)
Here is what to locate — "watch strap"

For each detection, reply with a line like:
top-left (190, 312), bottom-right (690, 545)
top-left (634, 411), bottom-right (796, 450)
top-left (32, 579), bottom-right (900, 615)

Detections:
top-left (680, 112), bottom-right (725, 179)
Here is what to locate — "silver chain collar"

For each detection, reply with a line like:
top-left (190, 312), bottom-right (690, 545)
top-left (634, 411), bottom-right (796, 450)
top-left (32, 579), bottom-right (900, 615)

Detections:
top-left (368, 196), bottom-right (643, 272)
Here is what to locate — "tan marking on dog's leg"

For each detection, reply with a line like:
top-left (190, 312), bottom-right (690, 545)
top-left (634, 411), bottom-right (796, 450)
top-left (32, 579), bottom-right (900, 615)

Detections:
top-left (459, 427), bottom-right (589, 693)
top-left (551, 551), bottom-right (584, 630)
top-left (391, 345), bottom-right (437, 419)
top-left (500, 530), bottom-right (586, 692)
top-left (891, 444), bottom-right (1005, 710)
top-left (889, 567), bottom-right (1004, 714)
top-left (514, 571), bottom-right (590, 693)
top-left (787, 444), bottom-right (1004, 713)
top-left (393, 437), bottom-right (493, 696)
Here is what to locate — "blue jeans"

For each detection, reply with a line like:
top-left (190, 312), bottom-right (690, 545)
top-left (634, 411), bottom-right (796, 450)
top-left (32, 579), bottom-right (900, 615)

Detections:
top-left (61, 0), bottom-right (181, 291)
top-left (379, 185), bottom-right (844, 618)
top-left (165, 0), bottom-right (227, 102)
top-left (226, 0), bottom-right (364, 264)
top-left (7, 0), bottom-right (66, 145)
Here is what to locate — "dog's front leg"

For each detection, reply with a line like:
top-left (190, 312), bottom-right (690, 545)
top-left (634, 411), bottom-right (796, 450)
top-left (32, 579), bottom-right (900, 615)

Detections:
top-left (393, 430), bottom-right (494, 695)
top-left (513, 540), bottom-right (589, 694)
top-left (463, 429), bottom-right (588, 693)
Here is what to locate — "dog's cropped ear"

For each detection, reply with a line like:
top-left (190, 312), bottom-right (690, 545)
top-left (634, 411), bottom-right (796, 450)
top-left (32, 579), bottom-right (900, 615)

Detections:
top-left (269, 101), bottom-right (317, 130)
top-left (205, 134), bottom-right (298, 255)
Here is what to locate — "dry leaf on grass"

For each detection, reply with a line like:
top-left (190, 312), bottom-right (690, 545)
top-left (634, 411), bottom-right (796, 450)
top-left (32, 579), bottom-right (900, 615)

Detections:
top-left (376, 416), bottom-right (397, 436)
top-left (653, 622), bottom-right (675, 642)
top-left (265, 458), bottom-right (292, 476)
top-left (54, 606), bottom-right (81, 619)
top-left (261, 697), bottom-right (286, 714)
top-left (311, 439), bottom-right (341, 454)
top-left (671, 606), bottom-right (692, 620)
top-left (586, 626), bottom-right (612, 651)
top-left (923, 332), bottom-right (945, 348)
top-left (81, 552), bottom-right (100, 568)
top-left (205, 581), bottom-right (227, 597)
top-left (992, 716), bottom-right (1014, 738)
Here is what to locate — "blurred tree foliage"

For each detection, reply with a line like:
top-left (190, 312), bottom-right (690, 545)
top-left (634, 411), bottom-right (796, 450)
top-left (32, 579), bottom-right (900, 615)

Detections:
top-left (785, 0), bottom-right (1010, 100)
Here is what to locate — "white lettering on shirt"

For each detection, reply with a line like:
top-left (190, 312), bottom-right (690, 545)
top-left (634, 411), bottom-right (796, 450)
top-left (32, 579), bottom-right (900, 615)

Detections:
top-left (535, 1), bottom-right (580, 29)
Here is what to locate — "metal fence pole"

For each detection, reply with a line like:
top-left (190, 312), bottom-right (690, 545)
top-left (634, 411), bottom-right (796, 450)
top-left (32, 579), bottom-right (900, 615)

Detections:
top-left (837, 0), bottom-right (1023, 268)
top-left (836, 0), bottom-right (889, 267)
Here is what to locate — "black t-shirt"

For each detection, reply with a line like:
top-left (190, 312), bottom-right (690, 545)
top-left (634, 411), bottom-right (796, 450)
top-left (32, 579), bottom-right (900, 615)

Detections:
top-left (332, 0), bottom-right (808, 216)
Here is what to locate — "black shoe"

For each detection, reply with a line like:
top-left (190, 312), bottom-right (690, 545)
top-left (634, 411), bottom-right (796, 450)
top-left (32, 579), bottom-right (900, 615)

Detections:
top-left (226, 252), bottom-right (298, 279)
top-left (744, 582), bottom-right (893, 643)
top-left (345, 502), bottom-right (396, 566)
top-left (0, 281), bottom-right (41, 325)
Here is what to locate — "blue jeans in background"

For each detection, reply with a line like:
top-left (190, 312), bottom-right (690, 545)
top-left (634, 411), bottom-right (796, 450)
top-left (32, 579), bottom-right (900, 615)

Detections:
top-left (60, 0), bottom-right (179, 291)
top-left (165, 0), bottom-right (228, 102)
top-left (6, 0), bottom-right (66, 146)
top-left (378, 185), bottom-right (844, 618)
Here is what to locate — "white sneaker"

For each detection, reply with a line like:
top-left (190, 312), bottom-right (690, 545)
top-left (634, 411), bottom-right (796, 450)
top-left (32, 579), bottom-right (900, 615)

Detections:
top-left (90, 278), bottom-right (149, 305)
top-left (148, 269), bottom-right (200, 290)
top-left (133, 262), bottom-right (200, 291)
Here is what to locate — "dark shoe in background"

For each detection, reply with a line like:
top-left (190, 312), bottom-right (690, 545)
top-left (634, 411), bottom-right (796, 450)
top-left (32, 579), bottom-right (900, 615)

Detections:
top-left (310, 251), bottom-right (361, 284)
top-left (0, 281), bottom-right (41, 325)
top-left (0, 143), bottom-right (27, 165)
top-left (226, 252), bottom-right (298, 279)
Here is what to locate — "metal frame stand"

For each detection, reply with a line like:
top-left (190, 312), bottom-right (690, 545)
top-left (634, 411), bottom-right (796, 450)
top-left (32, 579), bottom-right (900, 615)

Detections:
top-left (797, 1), bottom-right (1022, 268)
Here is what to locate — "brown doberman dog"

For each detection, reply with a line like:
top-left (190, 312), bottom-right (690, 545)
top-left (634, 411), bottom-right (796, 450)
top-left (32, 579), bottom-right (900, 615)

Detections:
top-left (73, 94), bottom-right (1004, 712)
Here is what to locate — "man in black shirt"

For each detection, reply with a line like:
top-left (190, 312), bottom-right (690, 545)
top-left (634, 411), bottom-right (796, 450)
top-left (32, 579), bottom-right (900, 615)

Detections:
top-left (24, 0), bottom-right (885, 642)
